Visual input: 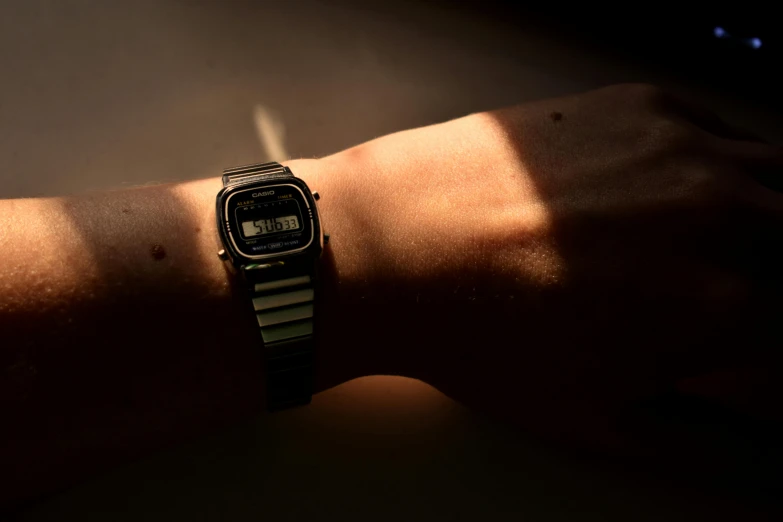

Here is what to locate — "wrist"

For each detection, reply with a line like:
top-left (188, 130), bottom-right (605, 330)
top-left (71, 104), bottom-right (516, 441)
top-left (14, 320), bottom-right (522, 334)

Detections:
top-left (287, 153), bottom-right (432, 385)
top-left (281, 157), bottom-right (394, 388)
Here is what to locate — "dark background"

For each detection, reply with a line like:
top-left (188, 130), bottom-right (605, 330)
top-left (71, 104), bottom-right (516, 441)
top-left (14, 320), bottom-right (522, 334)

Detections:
top-left (449, 1), bottom-right (782, 110)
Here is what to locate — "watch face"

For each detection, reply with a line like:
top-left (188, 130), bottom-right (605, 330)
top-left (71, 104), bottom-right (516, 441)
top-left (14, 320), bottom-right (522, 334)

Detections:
top-left (221, 183), bottom-right (315, 259)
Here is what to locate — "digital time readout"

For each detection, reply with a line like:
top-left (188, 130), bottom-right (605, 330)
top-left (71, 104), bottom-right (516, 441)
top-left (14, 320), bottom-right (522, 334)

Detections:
top-left (235, 198), bottom-right (304, 240)
top-left (241, 215), bottom-right (300, 237)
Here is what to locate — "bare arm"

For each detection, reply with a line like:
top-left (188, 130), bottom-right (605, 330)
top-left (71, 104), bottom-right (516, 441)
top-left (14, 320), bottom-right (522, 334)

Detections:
top-left (3, 84), bottom-right (783, 507)
top-left (0, 160), bottom-right (378, 506)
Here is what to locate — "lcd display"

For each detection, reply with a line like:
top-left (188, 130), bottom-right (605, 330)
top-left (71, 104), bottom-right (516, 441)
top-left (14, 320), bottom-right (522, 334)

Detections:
top-left (235, 198), bottom-right (303, 240)
top-left (241, 215), bottom-right (300, 237)
top-left (222, 183), bottom-right (315, 259)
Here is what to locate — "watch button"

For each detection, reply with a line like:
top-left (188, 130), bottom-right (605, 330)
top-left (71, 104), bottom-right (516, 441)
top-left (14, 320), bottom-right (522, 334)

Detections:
top-left (312, 191), bottom-right (320, 201)
top-left (323, 233), bottom-right (330, 244)
top-left (217, 249), bottom-right (228, 260)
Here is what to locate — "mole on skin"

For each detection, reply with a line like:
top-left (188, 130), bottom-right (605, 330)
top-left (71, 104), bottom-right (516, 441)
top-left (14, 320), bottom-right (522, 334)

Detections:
top-left (550, 111), bottom-right (563, 122)
top-left (150, 244), bottom-right (167, 261)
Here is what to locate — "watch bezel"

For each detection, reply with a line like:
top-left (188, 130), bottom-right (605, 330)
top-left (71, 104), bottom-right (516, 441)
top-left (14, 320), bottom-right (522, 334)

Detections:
top-left (216, 176), bottom-right (322, 267)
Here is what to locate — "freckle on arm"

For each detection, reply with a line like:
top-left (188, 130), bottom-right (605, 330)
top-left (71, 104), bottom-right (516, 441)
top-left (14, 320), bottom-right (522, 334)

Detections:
top-left (150, 244), bottom-right (166, 261)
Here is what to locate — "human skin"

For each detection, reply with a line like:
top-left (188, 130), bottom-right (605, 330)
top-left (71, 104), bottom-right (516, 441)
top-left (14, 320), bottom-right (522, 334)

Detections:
top-left (1, 84), bottom-right (782, 506)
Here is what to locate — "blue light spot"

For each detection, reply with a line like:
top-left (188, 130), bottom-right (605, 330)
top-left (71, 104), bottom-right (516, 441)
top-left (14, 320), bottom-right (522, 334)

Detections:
top-left (714, 26), bottom-right (725, 38)
top-left (751, 37), bottom-right (762, 49)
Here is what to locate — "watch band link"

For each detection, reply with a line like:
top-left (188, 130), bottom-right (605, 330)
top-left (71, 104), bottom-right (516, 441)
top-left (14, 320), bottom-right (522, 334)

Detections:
top-left (222, 161), bottom-right (291, 187)
top-left (252, 272), bottom-right (315, 410)
top-left (223, 161), bottom-right (316, 411)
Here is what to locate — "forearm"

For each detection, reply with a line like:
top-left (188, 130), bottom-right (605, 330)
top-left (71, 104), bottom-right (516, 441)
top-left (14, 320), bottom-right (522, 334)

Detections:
top-left (0, 157), bottom-right (376, 505)
top-left (0, 112), bottom-right (559, 505)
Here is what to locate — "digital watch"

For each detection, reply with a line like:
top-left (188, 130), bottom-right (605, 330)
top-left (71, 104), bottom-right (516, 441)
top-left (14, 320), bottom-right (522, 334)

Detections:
top-left (215, 162), bottom-right (325, 411)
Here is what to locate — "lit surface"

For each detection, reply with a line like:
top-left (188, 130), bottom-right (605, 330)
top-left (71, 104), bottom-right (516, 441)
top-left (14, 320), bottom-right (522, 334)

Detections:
top-left (253, 105), bottom-right (288, 162)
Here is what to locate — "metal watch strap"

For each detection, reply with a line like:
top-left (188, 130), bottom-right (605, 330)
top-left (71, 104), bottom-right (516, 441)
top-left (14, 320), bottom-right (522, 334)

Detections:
top-left (224, 162), bottom-right (316, 411)
top-left (222, 161), bottom-right (291, 187)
